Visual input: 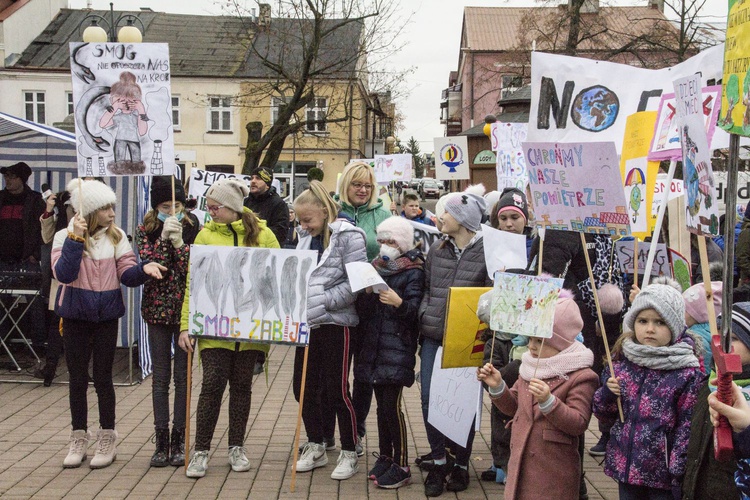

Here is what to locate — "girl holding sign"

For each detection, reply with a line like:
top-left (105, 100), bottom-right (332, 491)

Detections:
top-left (477, 290), bottom-right (599, 500)
top-left (178, 178), bottom-right (278, 479)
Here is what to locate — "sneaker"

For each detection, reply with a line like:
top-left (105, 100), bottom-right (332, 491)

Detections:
top-left (89, 429), bottom-right (117, 469)
top-left (331, 450), bottom-right (358, 480)
top-left (480, 465), bottom-right (507, 483)
top-left (368, 453), bottom-right (392, 480)
top-left (445, 465), bottom-right (470, 492)
top-left (228, 446), bottom-right (251, 472)
top-left (296, 442), bottom-right (328, 472)
top-left (588, 433), bottom-right (609, 456)
top-left (186, 450), bottom-right (209, 478)
top-left (375, 463), bottom-right (411, 489)
top-left (63, 430), bottom-right (90, 468)
top-left (416, 451), bottom-right (455, 471)
top-left (424, 466), bottom-right (447, 497)
top-left (298, 437), bottom-right (336, 453)
top-left (355, 433), bottom-right (365, 457)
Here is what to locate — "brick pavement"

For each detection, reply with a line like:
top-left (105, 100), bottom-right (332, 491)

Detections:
top-left (0, 344), bottom-right (617, 499)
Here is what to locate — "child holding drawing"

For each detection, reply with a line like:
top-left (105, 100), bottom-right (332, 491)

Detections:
top-left (477, 289), bottom-right (599, 500)
top-left (592, 284), bottom-right (705, 499)
top-left (178, 178), bottom-right (278, 479)
top-left (292, 180), bottom-right (368, 481)
top-left (355, 216), bottom-right (425, 489)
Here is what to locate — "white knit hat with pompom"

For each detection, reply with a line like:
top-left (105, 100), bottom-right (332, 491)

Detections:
top-left (66, 179), bottom-right (117, 218)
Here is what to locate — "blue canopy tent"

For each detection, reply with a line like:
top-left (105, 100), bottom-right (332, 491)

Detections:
top-left (0, 111), bottom-right (151, 383)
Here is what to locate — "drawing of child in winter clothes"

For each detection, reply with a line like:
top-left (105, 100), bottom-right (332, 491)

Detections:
top-left (593, 284), bottom-right (705, 499)
top-left (99, 71), bottom-right (148, 174)
top-left (477, 290), bottom-right (599, 500)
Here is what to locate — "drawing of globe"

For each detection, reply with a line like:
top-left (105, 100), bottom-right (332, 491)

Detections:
top-left (571, 85), bottom-right (620, 132)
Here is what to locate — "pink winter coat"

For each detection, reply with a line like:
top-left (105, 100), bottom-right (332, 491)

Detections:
top-left (491, 368), bottom-right (599, 500)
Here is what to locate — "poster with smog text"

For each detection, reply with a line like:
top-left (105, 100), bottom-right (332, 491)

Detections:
top-left (69, 42), bottom-right (175, 176)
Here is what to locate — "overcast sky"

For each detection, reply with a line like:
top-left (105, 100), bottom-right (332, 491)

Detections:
top-left (69, 0), bottom-right (729, 153)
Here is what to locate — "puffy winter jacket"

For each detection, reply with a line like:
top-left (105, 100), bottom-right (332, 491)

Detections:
top-left (418, 234), bottom-right (491, 342)
top-left (52, 222), bottom-right (149, 322)
top-left (354, 249), bottom-right (425, 386)
top-left (243, 186), bottom-right (288, 248)
top-left (593, 355), bottom-right (705, 490)
top-left (337, 197), bottom-right (391, 260)
top-left (401, 209), bottom-right (435, 226)
top-left (297, 219), bottom-right (367, 327)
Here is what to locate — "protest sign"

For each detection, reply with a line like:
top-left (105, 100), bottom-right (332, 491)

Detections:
top-left (492, 122), bottom-right (528, 191)
top-left (524, 141), bottom-right (630, 235)
top-left (648, 86), bottom-right (722, 161)
top-left (374, 154), bottom-right (413, 183)
top-left (345, 262), bottom-right (388, 293)
top-left (482, 225), bottom-right (528, 278)
top-left (408, 219), bottom-right (441, 255)
top-left (613, 240), bottom-right (670, 277)
top-left (652, 174), bottom-right (685, 227)
top-left (434, 136), bottom-right (470, 180)
top-left (528, 46), bottom-right (724, 153)
top-left (620, 112), bottom-right (659, 239)
top-left (490, 273), bottom-right (563, 336)
top-left (188, 245), bottom-right (317, 345)
top-left (428, 346), bottom-right (482, 447)
top-left (188, 169), bottom-right (252, 224)
top-left (442, 287), bottom-right (492, 369)
top-left (70, 42), bottom-right (175, 176)
top-left (673, 74), bottom-right (719, 236)
top-left (669, 248), bottom-right (692, 291)
top-left (720, 0), bottom-right (750, 136)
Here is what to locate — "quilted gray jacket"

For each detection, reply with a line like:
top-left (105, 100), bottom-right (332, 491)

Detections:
top-left (298, 220), bottom-right (367, 327)
top-left (418, 234), bottom-right (491, 341)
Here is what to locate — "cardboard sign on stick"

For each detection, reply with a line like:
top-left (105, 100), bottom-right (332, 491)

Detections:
top-left (493, 122), bottom-right (529, 191)
top-left (620, 112), bottom-right (659, 239)
top-left (434, 136), bottom-right (470, 180)
top-left (374, 154), bottom-right (413, 183)
top-left (613, 240), bottom-right (670, 277)
top-left (442, 287), bottom-right (492, 369)
top-left (490, 273), bottom-right (563, 336)
top-left (189, 169), bottom-right (252, 224)
top-left (719, 0), bottom-right (750, 137)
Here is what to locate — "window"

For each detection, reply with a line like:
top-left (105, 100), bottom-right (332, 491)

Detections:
top-left (306, 97), bottom-right (327, 133)
top-left (501, 75), bottom-right (523, 99)
top-left (208, 96), bottom-right (232, 132)
top-left (24, 91), bottom-right (45, 123)
top-left (172, 95), bottom-right (181, 131)
top-left (66, 92), bottom-right (74, 116)
top-left (271, 96), bottom-right (294, 125)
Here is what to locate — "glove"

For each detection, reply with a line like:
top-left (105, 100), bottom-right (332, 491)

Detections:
top-left (161, 216), bottom-right (184, 248)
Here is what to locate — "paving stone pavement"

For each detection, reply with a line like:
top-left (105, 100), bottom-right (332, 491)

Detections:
top-left (0, 344), bottom-right (617, 499)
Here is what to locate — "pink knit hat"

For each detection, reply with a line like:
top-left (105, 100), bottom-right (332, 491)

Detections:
top-left (547, 290), bottom-right (584, 352)
top-left (683, 281), bottom-right (722, 324)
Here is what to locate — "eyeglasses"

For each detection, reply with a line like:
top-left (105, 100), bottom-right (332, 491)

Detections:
top-left (351, 182), bottom-right (373, 191)
top-left (206, 204), bottom-right (225, 213)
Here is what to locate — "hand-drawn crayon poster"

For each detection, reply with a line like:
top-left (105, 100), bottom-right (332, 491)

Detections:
top-left (490, 273), bottom-right (563, 337)
top-left (523, 141), bottom-right (631, 235)
top-left (442, 287), bottom-right (492, 369)
top-left (434, 136), bottom-right (470, 180)
top-left (188, 245), bottom-right (317, 345)
top-left (492, 122), bottom-right (528, 191)
top-left (648, 86), bottom-right (721, 161)
top-left (189, 169), bottom-right (252, 224)
top-left (620, 112), bottom-right (659, 239)
top-left (374, 154), bottom-right (413, 183)
top-left (673, 74), bottom-right (719, 236)
top-left (720, 0), bottom-right (750, 136)
top-left (69, 42), bottom-right (175, 177)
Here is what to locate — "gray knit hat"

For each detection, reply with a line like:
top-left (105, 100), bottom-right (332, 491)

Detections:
top-left (624, 284), bottom-right (686, 342)
top-left (444, 185), bottom-right (486, 232)
top-left (205, 178), bottom-right (249, 214)
top-left (717, 302), bottom-right (750, 352)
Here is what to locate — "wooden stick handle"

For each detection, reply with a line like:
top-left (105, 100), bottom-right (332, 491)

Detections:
top-left (633, 238), bottom-right (639, 289)
top-left (290, 345), bottom-right (310, 492)
top-left (698, 236), bottom-right (719, 339)
top-left (171, 175), bottom-right (176, 216)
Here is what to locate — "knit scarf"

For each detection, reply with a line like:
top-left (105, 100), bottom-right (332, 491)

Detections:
top-left (621, 336), bottom-right (700, 370)
top-left (371, 253), bottom-right (424, 277)
top-left (519, 341), bottom-right (594, 381)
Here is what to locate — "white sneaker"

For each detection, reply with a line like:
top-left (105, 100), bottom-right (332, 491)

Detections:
top-left (63, 430), bottom-right (90, 468)
top-left (89, 429), bottom-right (117, 469)
top-left (228, 446), bottom-right (251, 472)
top-left (186, 450), bottom-right (209, 478)
top-left (331, 450), bottom-right (358, 480)
top-left (296, 442), bottom-right (328, 472)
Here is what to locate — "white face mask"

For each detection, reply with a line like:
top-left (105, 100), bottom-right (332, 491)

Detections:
top-left (378, 244), bottom-right (402, 260)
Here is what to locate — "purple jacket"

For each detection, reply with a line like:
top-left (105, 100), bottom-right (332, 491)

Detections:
top-left (593, 357), bottom-right (705, 490)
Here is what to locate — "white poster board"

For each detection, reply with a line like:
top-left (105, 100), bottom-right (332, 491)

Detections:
top-left (613, 240), bottom-right (671, 276)
top-left (434, 136), bottom-right (470, 180)
top-left (492, 122), bottom-right (529, 191)
top-left (408, 219), bottom-right (441, 255)
top-left (482, 225), bottom-right (528, 277)
top-left (188, 245), bottom-right (317, 345)
top-left (374, 154), bottom-right (413, 183)
top-left (188, 169), bottom-right (252, 224)
top-left (70, 42), bottom-right (175, 176)
top-left (345, 262), bottom-right (388, 293)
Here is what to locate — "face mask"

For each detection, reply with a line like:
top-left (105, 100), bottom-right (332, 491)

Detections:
top-left (157, 211), bottom-right (184, 222)
top-left (379, 244), bottom-right (402, 261)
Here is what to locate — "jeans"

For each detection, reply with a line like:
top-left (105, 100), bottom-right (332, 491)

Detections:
top-left (618, 482), bottom-right (673, 500)
top-left (419, 337), bottom-right (476, 466)
top-left (147, 323), bottom-right (187, 430)
top-left (63, 317), bottom-right (118, 430)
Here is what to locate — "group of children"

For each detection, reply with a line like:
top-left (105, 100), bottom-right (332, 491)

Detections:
top-left (46, 168), bottom-right (750, 499)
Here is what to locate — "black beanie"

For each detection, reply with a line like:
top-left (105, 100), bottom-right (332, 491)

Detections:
top-left (495, 187), bottom-right (529, 222)
top-left (251, 166), bottom-right (274, 186)
top-left (150, 176), bottom-right (186, 210)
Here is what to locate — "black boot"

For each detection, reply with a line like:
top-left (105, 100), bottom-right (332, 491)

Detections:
top-left (33, 363), bottom-right (57, 387)
top-left (150, 429), bottom-right (170, 467)
top-left (169, 428), bottom-right (185, 467)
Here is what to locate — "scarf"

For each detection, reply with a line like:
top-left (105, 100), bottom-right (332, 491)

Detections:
top-left (621, 336), bottom-right (700, 370)
top-left (519, 341), bottom-right (594, 381)
top-left (371, 251), bottom-right (424, 277)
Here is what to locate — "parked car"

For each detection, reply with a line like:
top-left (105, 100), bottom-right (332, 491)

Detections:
top-left (409, 179), bottom-right (421, 191)
top-left (420, 179), bottom-right (442, 199)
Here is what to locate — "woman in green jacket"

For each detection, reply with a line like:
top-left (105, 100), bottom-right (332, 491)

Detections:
top-left (178, 178), bottom-right (279, 479)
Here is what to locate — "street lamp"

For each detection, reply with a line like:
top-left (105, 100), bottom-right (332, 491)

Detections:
top-left (80, 2), bottom-right (145, 43)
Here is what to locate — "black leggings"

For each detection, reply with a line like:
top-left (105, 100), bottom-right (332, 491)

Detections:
top-left (374, 384), bottom-right (408, 466)
top-left (63, 318), bottom-right (118, 431)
